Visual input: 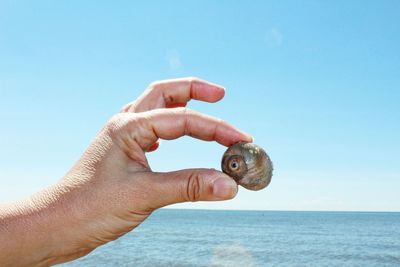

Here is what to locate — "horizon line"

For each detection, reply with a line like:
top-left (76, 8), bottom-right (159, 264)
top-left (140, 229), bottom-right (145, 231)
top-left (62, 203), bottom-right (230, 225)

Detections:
top-left (162, 207), bottom-right (400, 213)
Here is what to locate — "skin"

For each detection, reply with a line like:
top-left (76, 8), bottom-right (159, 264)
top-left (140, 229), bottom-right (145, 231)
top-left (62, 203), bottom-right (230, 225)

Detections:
top-left (0, 77), bottom-right (252, 266)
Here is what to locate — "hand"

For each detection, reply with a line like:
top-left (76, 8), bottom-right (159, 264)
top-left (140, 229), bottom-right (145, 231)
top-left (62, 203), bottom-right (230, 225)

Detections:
top-left (0, 77), bottom-right (252, 266)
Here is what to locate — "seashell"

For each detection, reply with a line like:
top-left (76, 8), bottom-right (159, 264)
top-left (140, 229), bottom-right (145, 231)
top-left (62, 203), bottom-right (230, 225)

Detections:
top-left (221, 142), bottom-right (273, 191)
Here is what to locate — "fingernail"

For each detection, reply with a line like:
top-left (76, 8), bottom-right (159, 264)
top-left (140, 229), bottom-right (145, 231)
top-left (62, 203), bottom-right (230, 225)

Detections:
top-left (213, 177), bottom-right (238, 199)
top-left (242, 132), bottom-right (253, 142)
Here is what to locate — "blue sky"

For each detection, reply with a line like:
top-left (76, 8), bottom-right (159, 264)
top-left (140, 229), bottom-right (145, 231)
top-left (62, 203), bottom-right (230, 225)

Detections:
top-left (1, 0), bottom-right (399, 211)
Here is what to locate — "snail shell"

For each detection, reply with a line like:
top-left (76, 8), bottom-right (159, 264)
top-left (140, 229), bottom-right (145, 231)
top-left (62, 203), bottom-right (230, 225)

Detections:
top-left (221, 142), bottom-right (273, 191)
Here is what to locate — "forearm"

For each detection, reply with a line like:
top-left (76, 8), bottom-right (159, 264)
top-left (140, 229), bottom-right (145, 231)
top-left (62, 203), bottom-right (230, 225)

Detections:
top-left (0, 183), bottom-right (92, 266)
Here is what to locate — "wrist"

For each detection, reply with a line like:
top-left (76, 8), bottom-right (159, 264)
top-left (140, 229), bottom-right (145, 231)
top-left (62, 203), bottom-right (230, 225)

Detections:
top-left (0, 183), bottom-right (92, 266)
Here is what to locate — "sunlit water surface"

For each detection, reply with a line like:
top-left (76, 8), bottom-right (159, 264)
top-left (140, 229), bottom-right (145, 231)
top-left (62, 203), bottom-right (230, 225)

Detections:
top-left (59, 209), bottom-right (400, 266)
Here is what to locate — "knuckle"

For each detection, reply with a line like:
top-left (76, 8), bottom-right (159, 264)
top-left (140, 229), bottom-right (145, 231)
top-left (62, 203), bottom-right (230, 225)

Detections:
top-left (185, 173), bottom-right (202, 202)
top-left (105, 113), bottom-right (130, 139)
top-left (125, 115), bottom-right (156, 145)
top-left (187, 76), bottom-right (200, 83)
top-left (148, 80), bottom-right (163, 90)
top-left (148, 81), bottom-right (157, 89)
top-left (217, 118), bottom-right (227, 126)
top-left (129, 115), bottom-right (148, 133)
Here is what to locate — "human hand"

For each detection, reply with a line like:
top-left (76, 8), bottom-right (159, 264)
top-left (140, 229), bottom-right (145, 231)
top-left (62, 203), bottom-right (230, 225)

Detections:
top-left (0, 78), bottom-right (252, 266)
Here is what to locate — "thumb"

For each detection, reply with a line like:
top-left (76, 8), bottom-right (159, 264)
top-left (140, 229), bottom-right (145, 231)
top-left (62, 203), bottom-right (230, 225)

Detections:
top-left (144, 169), bottom-right (238, 209)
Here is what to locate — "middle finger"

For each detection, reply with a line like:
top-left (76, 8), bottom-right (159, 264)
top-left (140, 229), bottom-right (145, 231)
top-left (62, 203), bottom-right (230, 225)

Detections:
top-left (122, 77), bottom-right (225, 113)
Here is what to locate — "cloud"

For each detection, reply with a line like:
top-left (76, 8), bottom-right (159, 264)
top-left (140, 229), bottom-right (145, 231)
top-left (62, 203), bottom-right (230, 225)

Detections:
top-left (166, 49), bottom-right (182, 70)
top-left (264, 28), bottom-right (283, 47)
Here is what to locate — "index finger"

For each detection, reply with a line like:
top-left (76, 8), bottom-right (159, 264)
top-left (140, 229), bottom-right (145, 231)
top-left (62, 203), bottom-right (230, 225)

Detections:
top-left (128, 108), bottom-right (253, 150)
top-left (122, 77), bottom-right (225, 113)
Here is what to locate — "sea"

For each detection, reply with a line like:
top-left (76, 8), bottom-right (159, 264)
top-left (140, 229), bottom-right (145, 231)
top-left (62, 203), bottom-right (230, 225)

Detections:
top-left (59, 209), bottom-right (400, 267)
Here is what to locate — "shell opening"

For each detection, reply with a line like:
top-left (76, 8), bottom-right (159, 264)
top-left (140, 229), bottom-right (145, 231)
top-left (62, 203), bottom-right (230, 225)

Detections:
top-left (230, 161), bottom-right (239, 171)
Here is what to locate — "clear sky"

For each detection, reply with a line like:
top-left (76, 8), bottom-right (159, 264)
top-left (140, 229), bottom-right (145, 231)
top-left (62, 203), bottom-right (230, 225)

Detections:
top-left (1, 0), bottom-right (399, 211)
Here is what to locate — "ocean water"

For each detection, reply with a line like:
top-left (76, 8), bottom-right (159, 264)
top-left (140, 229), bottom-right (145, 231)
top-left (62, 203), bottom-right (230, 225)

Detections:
top-left (60, 209), bottom-right (400, 267)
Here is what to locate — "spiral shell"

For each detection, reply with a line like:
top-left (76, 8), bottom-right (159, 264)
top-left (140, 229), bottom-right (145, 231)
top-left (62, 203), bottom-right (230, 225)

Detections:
top-left (221, 142), bottom-right (273, 191)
